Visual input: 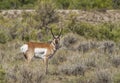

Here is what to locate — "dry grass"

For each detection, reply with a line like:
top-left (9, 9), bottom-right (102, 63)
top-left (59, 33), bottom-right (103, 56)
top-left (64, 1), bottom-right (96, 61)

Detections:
top-left (0, 33), bottom-right (120, 83)
top-left (94, 69), bottom-right (113, 83)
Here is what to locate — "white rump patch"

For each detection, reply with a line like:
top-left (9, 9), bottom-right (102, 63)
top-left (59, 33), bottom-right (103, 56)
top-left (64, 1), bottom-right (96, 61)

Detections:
top-left (20, 44), bottom-right (28, 53)
top-left (34, 48), bottom-right (47, 58)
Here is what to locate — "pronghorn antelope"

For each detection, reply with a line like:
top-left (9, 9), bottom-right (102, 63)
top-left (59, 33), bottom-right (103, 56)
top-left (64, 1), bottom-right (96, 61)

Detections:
top-left (20, 28), bottom-right (62, 74)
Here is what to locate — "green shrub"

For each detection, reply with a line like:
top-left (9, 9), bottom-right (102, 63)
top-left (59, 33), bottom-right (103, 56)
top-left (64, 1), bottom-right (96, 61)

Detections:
top-left (113, 0), bottom-right (120, 9)
top-left (67, 19), bottom-right (120, 42)
top-left (35, 1), bottom-right (59, 31)
top-left (52, 0), bottom-right (71, 9)
top-left (0, 0), bottom-right (119, 9)
top-left (68, 21), bottom-right (97, 39)
top-left (0, 30), bottom-right (10, 44)
top-left (0, 0), bottom-right (37, 9)
top-left (0, 65), bottom-right (5, 83)
top-left (53, 0), bottom-right (113, 10)
top-left (113, 72), bottom-right (120, 83)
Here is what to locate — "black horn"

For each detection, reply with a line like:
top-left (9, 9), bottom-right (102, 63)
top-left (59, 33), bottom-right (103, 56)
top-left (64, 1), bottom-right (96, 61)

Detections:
top-left (58, 28), bottom-right (62, 38)
top-left (50, 28), bottom-right (55, 38)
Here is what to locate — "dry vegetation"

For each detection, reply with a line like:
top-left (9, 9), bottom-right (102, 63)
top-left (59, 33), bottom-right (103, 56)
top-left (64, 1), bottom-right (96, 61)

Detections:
top-left (0, 1), bottom-right (120, 83)
top-left (0, 33), bottom-right (120, 83)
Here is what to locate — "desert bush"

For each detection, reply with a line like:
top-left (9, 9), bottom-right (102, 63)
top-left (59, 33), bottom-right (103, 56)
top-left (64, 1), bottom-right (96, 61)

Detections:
top-left (5, 64), bottom-right (44, 83)
top-left (61, 33), bottom-right (118, 55)
top-left (0, 50), bottom-right (6, 64)
top-left (111, 55), bottom-right (120, 67)
top-left (78, 41), bottom-right (92, 53)
top-left (84, 56), bottom-right (96, 69)
top-left (59, 63), bottom-right (86, 76)
top-left (98, 41), bottom-right (116, 54)
top-left (50, 49), bottom-right (67, 65)
top-left (63, 76), bottom-right (87, 83)
top-left (61, 33), bottom-right (80, 50)
top-left (78, 50), bottom-right (112, 70)
top-left (77, 40), bottom-right (98, 53)
top-left (0, 35), bottom-right (120, 83)
top-left (35, 0), bottom-right (59, 32)
top-left (58, 51), bottom-right (87, 76)
top-left (94, 69), bottom-right (113, 83)
top-left (0, 40), bottom-right (23, 66)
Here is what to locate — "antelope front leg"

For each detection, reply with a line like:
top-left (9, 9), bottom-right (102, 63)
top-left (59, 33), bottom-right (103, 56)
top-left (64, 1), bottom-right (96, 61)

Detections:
top-left (43, 57), bottom-right (49, 75)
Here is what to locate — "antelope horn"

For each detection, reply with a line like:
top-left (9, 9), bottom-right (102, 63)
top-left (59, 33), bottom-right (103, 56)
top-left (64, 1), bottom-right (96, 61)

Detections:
top-left (58, 28), bottom-right (62, 38)
top-left (50, 28), bottom-right (55, 38)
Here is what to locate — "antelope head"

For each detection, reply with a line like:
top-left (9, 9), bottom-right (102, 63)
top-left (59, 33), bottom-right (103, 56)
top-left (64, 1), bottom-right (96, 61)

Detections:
top-left (50, 28), bottom-right (62, 50)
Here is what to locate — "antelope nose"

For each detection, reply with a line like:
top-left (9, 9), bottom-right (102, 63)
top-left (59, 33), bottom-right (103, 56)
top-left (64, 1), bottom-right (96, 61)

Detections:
top-left (56, 44), bottom-right (59, 49)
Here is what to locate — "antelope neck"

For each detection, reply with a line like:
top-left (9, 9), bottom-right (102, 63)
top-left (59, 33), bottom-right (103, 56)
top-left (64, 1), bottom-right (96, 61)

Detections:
top-left (51, 42), bottom-right (56, 51)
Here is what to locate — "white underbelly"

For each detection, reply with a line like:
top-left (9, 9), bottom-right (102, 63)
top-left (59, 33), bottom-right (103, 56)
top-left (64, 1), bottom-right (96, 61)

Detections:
top-left (34, 48), bottom-right (47, 59)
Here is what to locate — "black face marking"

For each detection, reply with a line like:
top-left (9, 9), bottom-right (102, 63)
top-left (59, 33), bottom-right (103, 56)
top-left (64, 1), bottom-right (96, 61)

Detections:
top-left (52, 36), bottom-right (60, 49)
top-left (55, 39), bottom-right (58, 44)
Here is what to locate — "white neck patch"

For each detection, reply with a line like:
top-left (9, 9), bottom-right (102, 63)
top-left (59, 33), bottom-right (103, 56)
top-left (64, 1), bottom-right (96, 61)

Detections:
top-left (20, 44), bottom-right (28, 53)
